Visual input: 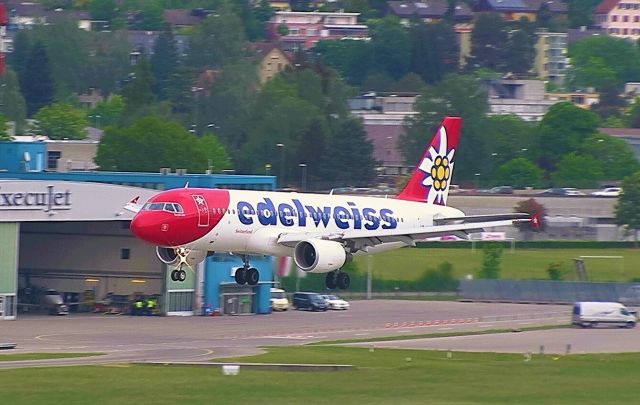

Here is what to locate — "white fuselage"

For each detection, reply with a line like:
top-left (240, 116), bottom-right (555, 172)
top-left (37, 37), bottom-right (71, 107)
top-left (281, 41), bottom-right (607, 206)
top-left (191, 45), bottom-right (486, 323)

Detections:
top-left (183, 190), bottom-right (464, 256)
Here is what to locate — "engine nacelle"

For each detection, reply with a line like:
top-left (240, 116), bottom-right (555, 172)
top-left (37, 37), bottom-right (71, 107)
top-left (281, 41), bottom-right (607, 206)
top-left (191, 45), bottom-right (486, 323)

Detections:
top-left (156, 247), bottom-right (207, 267)
top-left (294, 239), bottom-right (347, 273)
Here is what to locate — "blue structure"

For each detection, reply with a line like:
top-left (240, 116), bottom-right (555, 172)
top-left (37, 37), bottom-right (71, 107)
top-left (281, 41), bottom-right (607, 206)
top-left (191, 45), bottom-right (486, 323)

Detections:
top-left (0, 141), bottom-right (46, 172)
top-left (0, 169), bottom-right (277, 316)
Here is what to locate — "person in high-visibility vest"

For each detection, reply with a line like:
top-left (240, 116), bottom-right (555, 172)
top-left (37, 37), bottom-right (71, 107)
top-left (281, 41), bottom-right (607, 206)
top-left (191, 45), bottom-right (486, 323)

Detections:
top-left (133, 299), bottom-right (143, 315)
top-left (145, 298), bottom-right (156, 316)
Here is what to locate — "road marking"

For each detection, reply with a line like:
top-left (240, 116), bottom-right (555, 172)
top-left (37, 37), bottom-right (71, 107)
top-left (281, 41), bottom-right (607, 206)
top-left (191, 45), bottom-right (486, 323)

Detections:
top-left (354, 333), bottom-right (370, 336)
top-left (438, 327), bottom-right (453, 331)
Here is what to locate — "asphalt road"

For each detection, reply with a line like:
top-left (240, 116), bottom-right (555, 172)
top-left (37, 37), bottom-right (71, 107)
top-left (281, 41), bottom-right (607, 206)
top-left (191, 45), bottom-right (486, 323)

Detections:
top-left (0, 300), bottom-right (629, 369)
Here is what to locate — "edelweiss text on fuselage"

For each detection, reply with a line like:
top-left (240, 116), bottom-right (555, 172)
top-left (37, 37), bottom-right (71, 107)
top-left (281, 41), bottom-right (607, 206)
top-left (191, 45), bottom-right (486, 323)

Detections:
top-left (236, 198), bottom-right (398, 230)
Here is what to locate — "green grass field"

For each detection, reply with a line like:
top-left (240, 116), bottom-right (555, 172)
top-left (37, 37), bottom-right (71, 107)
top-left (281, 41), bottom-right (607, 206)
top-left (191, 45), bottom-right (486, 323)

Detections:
top-left (0, 353), bottom-right (102, 362)
top-left (353, 247), bottom-right (640, 282)
top-left (2, 346), bottom-right (639, 404)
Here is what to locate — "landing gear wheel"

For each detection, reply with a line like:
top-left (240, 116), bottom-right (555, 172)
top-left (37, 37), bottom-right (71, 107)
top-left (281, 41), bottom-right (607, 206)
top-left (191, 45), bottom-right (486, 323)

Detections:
top-left (246, 267), bottom-right (259, 286)
top-left (337, 272), bottom-right (350, 290)
top-left (325, 271), bottom-right (339, 290)
top-left (178, 269), bottom-right (187, 282)
top-left (170, 270), bottom-right (179, 281)
top-left (235, 268), bottom-right (247, 285)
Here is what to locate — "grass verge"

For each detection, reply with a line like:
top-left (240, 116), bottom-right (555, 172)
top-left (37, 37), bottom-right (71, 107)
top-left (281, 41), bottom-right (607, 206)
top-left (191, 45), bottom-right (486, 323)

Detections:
top-left (305, 324), bottom-right (571, 346)
top-left (0, 352), bottom-right (103, 362)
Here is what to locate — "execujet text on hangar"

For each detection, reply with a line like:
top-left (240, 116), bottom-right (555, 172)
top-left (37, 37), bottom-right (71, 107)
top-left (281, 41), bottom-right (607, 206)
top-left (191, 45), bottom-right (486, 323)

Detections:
top-left (0, 185), bottom-right (72, 212)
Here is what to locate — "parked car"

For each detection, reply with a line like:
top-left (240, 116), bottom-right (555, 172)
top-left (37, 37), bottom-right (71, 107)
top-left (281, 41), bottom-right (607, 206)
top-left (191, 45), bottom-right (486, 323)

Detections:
top-left (537, 187), bottom-right (584, 196)
top-left (320, 294), bottom-right (350, 310)
top-left (563, 188), bottom-right (585, 196)
top-left (478, 186), bottom-right (513, 194)
top-left (591, 187), bottom-right (622, 197)
top-left (270, 288), bottom-right (290, 311)
top-left (572, 301), bottom-right (636, 328)
top-left (292, 292), bottom-right (328, 311)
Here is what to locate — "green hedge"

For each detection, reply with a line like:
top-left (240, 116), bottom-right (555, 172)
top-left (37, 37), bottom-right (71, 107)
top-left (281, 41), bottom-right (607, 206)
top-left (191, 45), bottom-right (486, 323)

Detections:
top-left (415, 241), bottom-right (637, 249)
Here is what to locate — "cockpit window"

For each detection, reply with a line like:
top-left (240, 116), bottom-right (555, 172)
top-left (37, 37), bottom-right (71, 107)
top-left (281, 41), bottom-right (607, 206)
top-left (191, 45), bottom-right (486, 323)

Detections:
top-left (143, 202), bottom-right (184, 214)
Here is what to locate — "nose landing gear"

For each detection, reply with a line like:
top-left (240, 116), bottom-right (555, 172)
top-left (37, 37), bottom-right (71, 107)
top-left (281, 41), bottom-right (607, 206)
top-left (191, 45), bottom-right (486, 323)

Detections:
top-left (325, 270), bottom-right (350, 290)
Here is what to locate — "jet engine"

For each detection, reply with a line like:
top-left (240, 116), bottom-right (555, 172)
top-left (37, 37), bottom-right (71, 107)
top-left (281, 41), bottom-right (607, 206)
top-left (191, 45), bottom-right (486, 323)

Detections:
top-left (156, 247), bottom-right (207, 267)
top-left (294, 239), bottom-right (347, 273)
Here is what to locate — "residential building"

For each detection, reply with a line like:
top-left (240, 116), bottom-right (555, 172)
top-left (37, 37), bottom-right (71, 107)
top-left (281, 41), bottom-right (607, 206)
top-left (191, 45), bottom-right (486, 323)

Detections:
top-left (483, 78), bottom-right (559, 121)
top-left (349, 93), bottom-right (418, 175)
top-left (473, 0), bottom-right (568, 23)
top-left (250, 42), bottom-right (291, 84)
top-left (267, 11), bottom-right (368, 50)
top-left (567, 26), bottom-right (605, 44)
top-left (127, 30), bottom-right (189, 58)
top-left (387, 1), bottom-right (473, 24)
top-left (594, 0), bottom-right (640, 39)
top-left (534, 30), bottom-right (568, 85)
top-left (545, 91), bottom-right (600, 109)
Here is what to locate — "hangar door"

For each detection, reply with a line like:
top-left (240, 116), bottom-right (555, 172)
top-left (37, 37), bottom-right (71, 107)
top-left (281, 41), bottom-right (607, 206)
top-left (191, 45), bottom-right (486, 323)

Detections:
top-left (0, 223), bottom-right (18, 320)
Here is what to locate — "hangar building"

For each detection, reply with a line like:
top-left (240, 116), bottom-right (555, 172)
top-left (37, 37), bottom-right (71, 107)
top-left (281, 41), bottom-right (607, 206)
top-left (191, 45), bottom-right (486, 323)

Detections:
top-left (0, 171), bottom-right (276, 320)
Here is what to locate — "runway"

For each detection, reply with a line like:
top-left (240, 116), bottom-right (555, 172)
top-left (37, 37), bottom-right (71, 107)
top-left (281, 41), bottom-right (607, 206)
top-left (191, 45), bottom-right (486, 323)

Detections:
top-left (1, 300), bottom-right (629, 369)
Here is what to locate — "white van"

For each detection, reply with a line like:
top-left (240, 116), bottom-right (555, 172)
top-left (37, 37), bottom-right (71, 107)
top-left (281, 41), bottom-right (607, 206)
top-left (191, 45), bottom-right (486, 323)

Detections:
top-left (572, 302), bottom-right (636, 328)
top-left (270, 288), bottom-right (290, 311)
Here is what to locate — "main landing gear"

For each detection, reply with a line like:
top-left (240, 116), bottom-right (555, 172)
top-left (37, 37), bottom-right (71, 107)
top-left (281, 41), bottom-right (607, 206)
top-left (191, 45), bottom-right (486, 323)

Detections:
top-left (325, 270), bottom-right (350, 290)
top-left (234, 255), bottom-right (260, 286)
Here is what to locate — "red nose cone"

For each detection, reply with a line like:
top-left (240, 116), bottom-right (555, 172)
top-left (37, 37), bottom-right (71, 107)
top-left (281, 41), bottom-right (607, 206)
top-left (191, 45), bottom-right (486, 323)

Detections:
top-left (130, 213), bottom-right (171, 246)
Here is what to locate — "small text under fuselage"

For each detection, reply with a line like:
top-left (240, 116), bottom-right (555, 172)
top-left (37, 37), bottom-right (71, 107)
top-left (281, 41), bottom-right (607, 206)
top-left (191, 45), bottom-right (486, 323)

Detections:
top-left (236, 198), bottom-right (398, 230)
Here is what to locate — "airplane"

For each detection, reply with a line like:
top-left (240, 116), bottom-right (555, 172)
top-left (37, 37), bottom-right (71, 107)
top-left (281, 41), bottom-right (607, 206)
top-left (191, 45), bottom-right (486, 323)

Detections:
top-left (126, 116), bottom-right (532, 289)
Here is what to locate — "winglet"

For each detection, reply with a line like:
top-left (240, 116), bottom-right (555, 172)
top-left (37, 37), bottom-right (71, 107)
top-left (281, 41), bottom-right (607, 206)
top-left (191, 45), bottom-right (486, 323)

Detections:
top-left (123, 196), bottom-right (143, 214)
top-left (531, 213), bottom-right (541, 231)
top-left (396, 116), bottom-right (462, 205)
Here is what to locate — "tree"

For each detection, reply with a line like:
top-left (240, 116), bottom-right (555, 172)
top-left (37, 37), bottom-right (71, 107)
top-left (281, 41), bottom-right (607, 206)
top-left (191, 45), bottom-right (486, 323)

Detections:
top-left (568, 0), bottom-right (603, 28)
top-left (234, 0), bottom-right (273, 41)
top-left (7, 30), bottom-right (31, 78)
top-left (88, 0), bottom-right (118, 24)
top-left (33, 102), bottom-right (89, 140)
top-left (315, 39), bottom-right (373, 86)
top-left (0, 68), bottom-right (27, 134)
top-left (186, 2), bottom-right (247, 70)
top-left (469, 13), bottom-right (508, 71)
top-left (514, 198), bottom-right (547, 233)
top-left (369, 16), bottom-right (410, 80)
top-left (197, 133), bottom-right (231, 173)
top-left (481, 114), bottom-right (537, 179)
top-left (477, 243), bottom-right (503, 279)
top-left (87, 95), bottom-right (125, 129)
top-left (494, 158), bottom-right (543, 189)
top-left (401, 74), bottom-right (488, 182)
top-left (537, 102), bottom-right (599, 170)
top-left (319, 116), bottom-right (378, 188)
top-left (0, 113), bottom-right (10, 141)
top-left (568, 36), bottom-right (640, 90)
top-left (503, 28), bottom-right (535, 74)
top-left (95, 116), bottom-right (227, 173)
top-left (151, 30), bottom-right (179, 100)
top-left (136, 2), bottom-right (165, 31)
top-left (84, 30), bottom-right (132, 96)
top-left (551, 153), bottom-right (603, 188)
top-left (120, 57), bottom-right (157, 121)
top-left (20, 41), bottom-right (55, 116)
top-left (580, 134), bottom-right (640, 181)
top-left (615, 171), bottom-right (640, 246)
top-left (409, 21), bottom-right (458, 84)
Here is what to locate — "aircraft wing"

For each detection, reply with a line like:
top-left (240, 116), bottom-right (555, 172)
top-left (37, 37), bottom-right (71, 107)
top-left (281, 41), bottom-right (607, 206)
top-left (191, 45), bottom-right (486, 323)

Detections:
top-left (123, 196), bottom-right (143, 214)
top-left (276, 213), bottom-right (531, 252)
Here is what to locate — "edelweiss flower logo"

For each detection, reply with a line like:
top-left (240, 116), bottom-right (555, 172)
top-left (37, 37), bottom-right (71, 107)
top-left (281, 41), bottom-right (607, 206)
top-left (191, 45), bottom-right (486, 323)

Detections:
top-left (418, 126), bottom-right (455, 205)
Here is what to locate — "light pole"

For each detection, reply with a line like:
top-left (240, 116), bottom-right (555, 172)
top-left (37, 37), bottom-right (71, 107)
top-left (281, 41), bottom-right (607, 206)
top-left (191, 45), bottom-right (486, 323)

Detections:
top-left (474, 172), bottom-right (481, 190)
top-left (276, 143), bottom-right (285, 188)
top-left (299, 163), bottom-right (307, 192)
top-left (265, 164), bottom-right (271, 176)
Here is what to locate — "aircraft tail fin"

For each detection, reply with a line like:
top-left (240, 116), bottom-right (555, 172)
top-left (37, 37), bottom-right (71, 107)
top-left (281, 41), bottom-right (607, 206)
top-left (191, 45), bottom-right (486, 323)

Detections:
top-left (396, 116), bottom-right (462, 205)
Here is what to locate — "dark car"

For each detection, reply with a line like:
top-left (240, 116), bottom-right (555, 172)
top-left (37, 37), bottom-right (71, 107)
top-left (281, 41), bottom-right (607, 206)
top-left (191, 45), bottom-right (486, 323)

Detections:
top-left (489, 186), bottom-right (514, 194)
top-left (292, 292), bottom-right (328, 311)
top-left (537, 188), bottom-right (568, 196)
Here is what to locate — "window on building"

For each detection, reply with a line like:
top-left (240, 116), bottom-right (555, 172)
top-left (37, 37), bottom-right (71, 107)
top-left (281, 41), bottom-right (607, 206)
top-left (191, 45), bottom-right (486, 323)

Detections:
top-left (624, 15), bottom-right (629, 22)
top-left (121, 248), bottom-right (130, 260)
top-left (612, 15), bottom-right (618, 22)
top-left (47, 151), bottom-right (61, 170)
